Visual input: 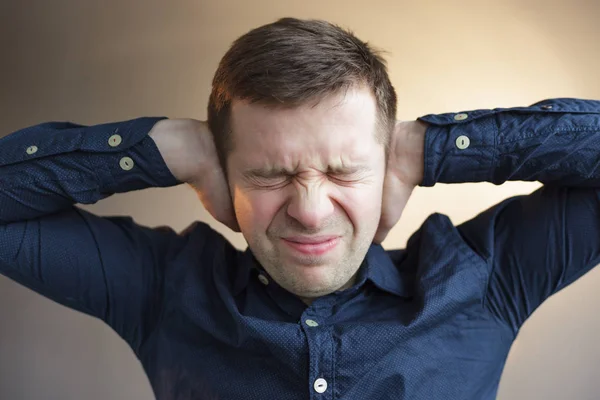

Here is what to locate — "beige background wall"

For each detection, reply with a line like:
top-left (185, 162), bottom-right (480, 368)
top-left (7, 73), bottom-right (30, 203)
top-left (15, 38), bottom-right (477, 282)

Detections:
top-left (1, 0), bottom-right (599, 399)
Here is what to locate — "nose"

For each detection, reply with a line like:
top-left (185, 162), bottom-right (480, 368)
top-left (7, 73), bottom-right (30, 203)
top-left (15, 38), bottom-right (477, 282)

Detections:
top-left (286, 180), bottom-right (335, 230)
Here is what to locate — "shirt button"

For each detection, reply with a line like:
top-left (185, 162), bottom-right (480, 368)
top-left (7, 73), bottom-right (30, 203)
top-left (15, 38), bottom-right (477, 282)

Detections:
top-left (454, 113), bottom-right (468, 121)
top-left (26, 145), bottom-right (38, 155)
top-left (305, 319), bottom-right (319, 327)
top-left (541, 105), bottom-right (553, 110)
top-left (108, 134), bottom-right (122, 147)
top-left (258, 274), bottom-right (269, 285)
top-left (314, 378), bottom-right (328, 393)
top-left (119, 156), bottom-right (135, 171)
top-left (455, 135), bottom-right (470, 150)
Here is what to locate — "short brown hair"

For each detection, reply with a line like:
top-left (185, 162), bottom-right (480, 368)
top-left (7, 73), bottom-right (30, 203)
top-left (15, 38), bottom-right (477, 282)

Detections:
top-left (207, 17), bottom-right (397, 171)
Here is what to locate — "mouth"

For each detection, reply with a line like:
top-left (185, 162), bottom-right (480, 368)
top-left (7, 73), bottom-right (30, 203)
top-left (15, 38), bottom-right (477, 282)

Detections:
top-left (281, 236), bottom-right (340, 256)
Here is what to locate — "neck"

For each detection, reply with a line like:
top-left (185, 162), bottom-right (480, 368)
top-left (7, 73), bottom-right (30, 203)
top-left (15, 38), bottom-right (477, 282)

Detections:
top-left (298, 274), bottom-right (358, 306)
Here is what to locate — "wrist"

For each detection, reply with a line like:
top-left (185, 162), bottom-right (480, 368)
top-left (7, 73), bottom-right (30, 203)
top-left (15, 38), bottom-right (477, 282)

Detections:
top-left (407, 120), bottom-right (427, 185)
top-left (393, 120), bottom-right (427, 186)
top-left (149, 118), bottom-right (212, 183)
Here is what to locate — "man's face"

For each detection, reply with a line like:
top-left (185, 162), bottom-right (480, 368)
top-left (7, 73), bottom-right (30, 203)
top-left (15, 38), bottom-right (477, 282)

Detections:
top-left (227, 87), bottom-right (386, 303)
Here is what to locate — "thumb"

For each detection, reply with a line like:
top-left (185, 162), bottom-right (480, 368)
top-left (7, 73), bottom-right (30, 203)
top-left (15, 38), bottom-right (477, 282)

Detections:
top-left (190, 167), bottom-right (240, 232)
top-left (374, 176), bottom-right (414, 245)
top-left (373, 222), bottom-right (391, 245)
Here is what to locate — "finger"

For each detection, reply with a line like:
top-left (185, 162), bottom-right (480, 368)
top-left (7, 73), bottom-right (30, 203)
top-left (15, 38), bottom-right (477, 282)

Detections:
top-left (191, 166), bottom-right (240, 232)
top-left (212, 169), bottom-right (240, 232)
top-left (375, 181), bottom-right (414, 245)
top-left (373, 225), bottom-right (390, 244)
top-left (374, 171), bottom-right (397, 244)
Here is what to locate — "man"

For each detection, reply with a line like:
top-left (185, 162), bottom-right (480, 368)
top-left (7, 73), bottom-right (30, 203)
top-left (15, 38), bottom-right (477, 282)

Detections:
top-left (1, 17), bottom-right (599, 400)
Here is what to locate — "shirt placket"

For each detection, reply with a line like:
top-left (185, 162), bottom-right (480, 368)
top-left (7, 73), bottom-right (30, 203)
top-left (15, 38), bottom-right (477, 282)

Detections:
top-left (301, 305), bottom-right (335, 400)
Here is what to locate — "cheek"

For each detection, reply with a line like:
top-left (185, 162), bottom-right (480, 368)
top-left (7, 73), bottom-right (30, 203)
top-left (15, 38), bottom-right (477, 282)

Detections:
top-left (332, 183), bottom-right (384, 231)
top-left (334, 158), bottom-right (385, 230)
top-left (233, 188), bottom-right (285, 232)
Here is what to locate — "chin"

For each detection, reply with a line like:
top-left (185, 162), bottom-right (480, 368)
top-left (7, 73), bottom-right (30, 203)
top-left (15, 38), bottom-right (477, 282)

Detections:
top-left (292, 286), bottom-right (335, 300)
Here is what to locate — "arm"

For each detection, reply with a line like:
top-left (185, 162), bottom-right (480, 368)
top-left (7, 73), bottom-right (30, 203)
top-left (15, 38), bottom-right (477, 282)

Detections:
top-left (0, 117), bottom-right (178, 222)
top-left (416, 97), bottom-right (600, 332)
top-left (419, 98), bottom-right (600, 187)
top-left (0, 117), bottom-right (228, 352)
top-left (457, 184), bottom-right (600, 333)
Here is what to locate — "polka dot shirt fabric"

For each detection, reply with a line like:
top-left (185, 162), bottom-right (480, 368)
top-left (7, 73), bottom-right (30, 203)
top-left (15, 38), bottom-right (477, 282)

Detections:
top-left (2, 98), bottom-right (600, 399)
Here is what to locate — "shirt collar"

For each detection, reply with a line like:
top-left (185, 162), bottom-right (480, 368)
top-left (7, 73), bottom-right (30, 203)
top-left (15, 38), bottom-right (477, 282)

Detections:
top-left (361, 244), bottom-right (413, 297)
top-left (233, 244), bottom-right (413, 298)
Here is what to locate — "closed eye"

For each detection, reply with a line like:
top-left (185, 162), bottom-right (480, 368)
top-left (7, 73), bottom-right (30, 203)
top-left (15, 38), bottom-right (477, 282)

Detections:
top-left (248, 176), bottom-right (291, 189)
top-left (327, 169), bottom-right (369, 183)
top-left (327, 174), bottom-right (369, 188)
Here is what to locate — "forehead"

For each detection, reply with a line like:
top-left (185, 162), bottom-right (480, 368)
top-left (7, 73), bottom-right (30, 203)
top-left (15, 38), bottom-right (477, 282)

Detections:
top-left (229, 88), bottom-right (381, 169)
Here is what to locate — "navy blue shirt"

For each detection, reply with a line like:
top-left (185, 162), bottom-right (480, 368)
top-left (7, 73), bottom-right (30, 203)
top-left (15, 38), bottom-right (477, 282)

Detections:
top-left (1, 98), bottom-right (600, 399)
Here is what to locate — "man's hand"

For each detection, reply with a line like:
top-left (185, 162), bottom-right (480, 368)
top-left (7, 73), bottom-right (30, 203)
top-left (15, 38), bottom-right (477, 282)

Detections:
top-left (374, 120), bottom-right (428, 244)
top-left (149, 119), bottom-right (239, 231)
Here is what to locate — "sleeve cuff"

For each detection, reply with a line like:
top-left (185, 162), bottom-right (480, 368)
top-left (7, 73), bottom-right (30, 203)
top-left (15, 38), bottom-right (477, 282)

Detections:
top-left (89, 117), bottom-right (182, 195)
top-left (418, 110), bottom-right (497, 187)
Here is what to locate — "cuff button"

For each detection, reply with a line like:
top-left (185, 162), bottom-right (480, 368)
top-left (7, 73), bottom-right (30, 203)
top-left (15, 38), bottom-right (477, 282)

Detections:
top-left (456, 135), bottom-right (470, 149)
top-left (26, 145), bottom-right (38, 155)
top-left (119, 156), bottom-right (135, 171)
top-left (108, 134), bottom-right (123, 147)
